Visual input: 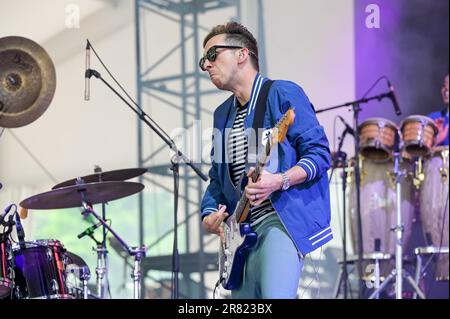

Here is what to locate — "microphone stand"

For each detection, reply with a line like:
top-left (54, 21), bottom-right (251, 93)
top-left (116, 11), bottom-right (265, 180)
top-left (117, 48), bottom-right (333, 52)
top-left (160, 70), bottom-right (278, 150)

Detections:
top-left (332, 128), bottom-right (351, 299)
top-left (316, 91), bottom-right (393, 299)
top-left (86, 69), bottom-right (208, 299)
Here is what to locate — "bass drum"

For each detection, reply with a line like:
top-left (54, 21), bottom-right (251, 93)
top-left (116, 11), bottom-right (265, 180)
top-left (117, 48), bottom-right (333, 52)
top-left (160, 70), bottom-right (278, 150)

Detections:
top-left (346, 157), bottom-right (415, 279)
top-left (420, 146), bottom-right (449, 281)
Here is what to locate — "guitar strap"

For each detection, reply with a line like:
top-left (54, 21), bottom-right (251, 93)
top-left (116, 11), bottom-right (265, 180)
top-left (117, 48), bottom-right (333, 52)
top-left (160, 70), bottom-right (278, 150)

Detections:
top-left (235, 80), bottom-right (274, 201)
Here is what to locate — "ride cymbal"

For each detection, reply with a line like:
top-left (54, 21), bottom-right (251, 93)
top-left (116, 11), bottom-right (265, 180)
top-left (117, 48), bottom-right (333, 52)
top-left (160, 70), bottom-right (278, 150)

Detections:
top-left (20, 181), bottom-right (144, 210)
top-left (52, 168), bottom-right (148, 189)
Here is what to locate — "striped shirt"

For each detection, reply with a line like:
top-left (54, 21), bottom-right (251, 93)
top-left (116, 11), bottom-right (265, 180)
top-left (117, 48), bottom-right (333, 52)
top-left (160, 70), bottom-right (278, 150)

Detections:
top-left (228, 103), bottom-right (275, 227)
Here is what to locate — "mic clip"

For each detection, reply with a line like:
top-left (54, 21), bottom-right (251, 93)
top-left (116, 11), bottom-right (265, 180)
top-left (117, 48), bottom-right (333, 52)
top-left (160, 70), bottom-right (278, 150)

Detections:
top-left (85, 69), bottom-right (100, 79)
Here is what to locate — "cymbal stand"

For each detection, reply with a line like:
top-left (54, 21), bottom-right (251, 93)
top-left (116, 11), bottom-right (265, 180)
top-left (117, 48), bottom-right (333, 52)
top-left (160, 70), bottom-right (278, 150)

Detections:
top-left (78, 192), bottom-right (147, 299)
top-left (76, 176), bottom-right (108, 298)
top-left (79, 265), bottom-right (91, 299)
top-left (93, 166), bottom-right (110, 299)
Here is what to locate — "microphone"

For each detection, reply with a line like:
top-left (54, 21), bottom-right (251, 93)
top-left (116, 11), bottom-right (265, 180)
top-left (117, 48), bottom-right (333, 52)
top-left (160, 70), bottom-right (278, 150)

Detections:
top-left (387, 81), bottom-right (402, 116)
top-left (337, 116), bottom-right (355, 136)
top-left (85, 39), bottom-right (91, 101)
top-left (77, 221), bottom-right (103, 239)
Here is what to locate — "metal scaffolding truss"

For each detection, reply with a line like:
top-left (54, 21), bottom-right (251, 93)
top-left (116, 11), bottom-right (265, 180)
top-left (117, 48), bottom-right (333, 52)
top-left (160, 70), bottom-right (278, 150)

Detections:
top-left (134, 0), bottom-right (266, 298)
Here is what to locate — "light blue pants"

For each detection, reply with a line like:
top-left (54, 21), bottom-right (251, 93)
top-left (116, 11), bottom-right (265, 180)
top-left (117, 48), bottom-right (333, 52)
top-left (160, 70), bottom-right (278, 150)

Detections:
top-left (231, 214), bottom-right (304, 299)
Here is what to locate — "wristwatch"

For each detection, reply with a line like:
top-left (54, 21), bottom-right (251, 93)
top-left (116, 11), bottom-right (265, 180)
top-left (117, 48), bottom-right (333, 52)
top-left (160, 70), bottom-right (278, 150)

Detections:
top-left (280, 172), bottom-right (291, 191)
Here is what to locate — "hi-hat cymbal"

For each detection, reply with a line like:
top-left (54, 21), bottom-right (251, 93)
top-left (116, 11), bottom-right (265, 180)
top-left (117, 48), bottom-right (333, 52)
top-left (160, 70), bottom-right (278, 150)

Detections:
top-left (52, 168), bottom-right (148, 189)
top-left (0, 36), bottom-right (56, 128)
top-left (20, 181), bottom-right (144, 210)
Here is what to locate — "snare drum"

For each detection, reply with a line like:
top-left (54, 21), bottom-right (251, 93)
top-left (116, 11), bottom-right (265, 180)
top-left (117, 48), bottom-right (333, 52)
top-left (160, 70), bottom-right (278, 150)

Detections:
top-left (400, 115), bottom-right (438, 157)
top-left (359, 118), bottom-right (398, 161)
top-left (420, 146), bottom-right (449, 281)
top-left (12, 239), bottom-right (73, 299)
top-left (0, 236), bottom-right (13, 298)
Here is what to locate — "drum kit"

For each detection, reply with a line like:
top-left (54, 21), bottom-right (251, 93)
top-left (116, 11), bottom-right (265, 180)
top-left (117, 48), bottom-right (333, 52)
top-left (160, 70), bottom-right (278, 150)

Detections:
top-left (0, 168), bottom-right (148, 300)
top-left (0, 36), bottom-right (149, 299)
top-left (341, 115), bottom-right (449, 298)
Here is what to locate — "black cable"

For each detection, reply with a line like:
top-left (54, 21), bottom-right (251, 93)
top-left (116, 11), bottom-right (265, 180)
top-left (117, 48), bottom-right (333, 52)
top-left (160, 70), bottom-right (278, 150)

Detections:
top-left (0, 127), bottom-right (5, 139)
top-left (88, 41), bottom-right (173, 142)
top-left (361, 75), bottom-right (390, 99)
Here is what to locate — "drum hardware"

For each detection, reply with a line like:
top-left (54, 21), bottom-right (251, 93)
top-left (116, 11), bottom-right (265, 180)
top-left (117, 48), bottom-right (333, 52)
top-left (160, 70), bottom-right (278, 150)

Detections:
top-left (53, 166), bottom-right (148, 299)
top-left (19, 179), bottom-right (146, 299)
top-left (333, 252), bottom-right (392, 299)
top-left (412, 246), bottom-right (450, 299)
top-left (439, 149), bottom-right (449, 180)
top-left (368, 137), bottom-right (426, 299)
top-left (412, 157), bottom-right (425, 190)
top-left (80, 202), bottom-right (146, 300)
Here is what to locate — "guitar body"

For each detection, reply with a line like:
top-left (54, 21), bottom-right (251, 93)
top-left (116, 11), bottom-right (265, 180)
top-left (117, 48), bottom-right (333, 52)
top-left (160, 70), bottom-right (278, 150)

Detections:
top-left (219, 213), bottom-right (257, 290)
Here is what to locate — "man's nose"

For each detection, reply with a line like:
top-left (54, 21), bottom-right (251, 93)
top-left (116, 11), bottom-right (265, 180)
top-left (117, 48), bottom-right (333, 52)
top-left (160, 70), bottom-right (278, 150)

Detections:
top-left (203, 58), bottom-right (213, 69)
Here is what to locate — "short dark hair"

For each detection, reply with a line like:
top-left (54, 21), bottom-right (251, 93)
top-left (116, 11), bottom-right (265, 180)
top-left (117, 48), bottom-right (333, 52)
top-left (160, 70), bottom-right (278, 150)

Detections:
top-left (203, 21), bottom-right (259, 71)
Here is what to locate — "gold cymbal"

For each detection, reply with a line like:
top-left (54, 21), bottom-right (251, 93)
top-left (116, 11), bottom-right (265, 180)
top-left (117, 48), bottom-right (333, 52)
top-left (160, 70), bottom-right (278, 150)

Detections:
top-left (0, 36), bottom-right (56, 128)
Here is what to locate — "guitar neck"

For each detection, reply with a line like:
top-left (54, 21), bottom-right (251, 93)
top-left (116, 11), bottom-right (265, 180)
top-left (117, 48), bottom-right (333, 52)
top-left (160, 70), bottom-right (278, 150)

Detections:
top-left (235, 149), bottom-right (269, 222)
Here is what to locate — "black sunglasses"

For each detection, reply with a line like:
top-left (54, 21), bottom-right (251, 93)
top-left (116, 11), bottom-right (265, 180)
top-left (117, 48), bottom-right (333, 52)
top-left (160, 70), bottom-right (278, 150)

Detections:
top-left (199, 45), bottom-right (244, 71)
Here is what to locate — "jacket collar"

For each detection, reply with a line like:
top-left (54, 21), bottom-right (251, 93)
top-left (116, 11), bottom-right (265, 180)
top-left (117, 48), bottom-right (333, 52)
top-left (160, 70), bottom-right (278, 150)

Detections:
top-left (231, 73), bottom-right (265, 116)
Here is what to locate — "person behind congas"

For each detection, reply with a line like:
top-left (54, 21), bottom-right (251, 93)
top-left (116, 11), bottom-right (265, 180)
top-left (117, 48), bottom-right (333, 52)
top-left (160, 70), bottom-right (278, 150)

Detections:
top-left (428, 74), bottom-right (449, 146)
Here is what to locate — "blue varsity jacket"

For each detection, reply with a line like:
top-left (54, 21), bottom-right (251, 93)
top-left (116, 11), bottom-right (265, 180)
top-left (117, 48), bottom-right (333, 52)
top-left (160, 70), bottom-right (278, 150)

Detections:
top-left (200, 73), bottom-right (333, 256)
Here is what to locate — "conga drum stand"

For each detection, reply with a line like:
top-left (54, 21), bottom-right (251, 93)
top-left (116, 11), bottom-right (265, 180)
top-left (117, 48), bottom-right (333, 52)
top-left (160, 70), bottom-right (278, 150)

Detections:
top-left (368, 150), bottom-right (426, 299)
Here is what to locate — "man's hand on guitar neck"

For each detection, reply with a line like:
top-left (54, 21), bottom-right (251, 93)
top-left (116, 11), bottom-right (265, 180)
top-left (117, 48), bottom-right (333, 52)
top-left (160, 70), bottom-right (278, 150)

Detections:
top-left (245, 167), bottom-right (283, 206)
top-left (202, 204), bottom-right (229, 242)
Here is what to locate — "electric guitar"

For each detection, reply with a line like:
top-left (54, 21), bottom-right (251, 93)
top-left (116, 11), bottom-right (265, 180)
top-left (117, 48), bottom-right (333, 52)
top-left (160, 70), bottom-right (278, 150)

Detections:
top-left (218, 108), bottom-right (296, 290)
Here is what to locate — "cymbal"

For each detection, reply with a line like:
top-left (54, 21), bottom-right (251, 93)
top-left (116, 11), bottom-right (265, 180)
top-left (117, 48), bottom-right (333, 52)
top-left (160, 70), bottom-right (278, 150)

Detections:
top-left (20, 181), bottom-right (144, 210)
top-left (52, 168), bottom-right (148, 189)
top-left (0, 36), bottom-right (56, 128)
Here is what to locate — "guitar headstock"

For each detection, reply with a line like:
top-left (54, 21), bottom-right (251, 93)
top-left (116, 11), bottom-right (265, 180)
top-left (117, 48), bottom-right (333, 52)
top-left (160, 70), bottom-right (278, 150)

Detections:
top-left (270, 108), bottom-right (296, 147)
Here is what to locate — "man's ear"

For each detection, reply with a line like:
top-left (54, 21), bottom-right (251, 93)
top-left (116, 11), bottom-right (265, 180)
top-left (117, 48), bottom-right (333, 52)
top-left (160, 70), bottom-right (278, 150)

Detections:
top-left (238, 48), bottom-right (247, 62)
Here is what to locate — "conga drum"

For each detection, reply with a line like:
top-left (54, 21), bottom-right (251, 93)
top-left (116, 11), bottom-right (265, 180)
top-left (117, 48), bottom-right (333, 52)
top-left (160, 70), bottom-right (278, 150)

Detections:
top-left (400, 115), bottom-right (438, 157)
top-left (347, 157), bottom-right (415, 279)
top-left (420, 146), bottom-right (449, 281)
top-left (359, 118), bottom-right (398, 162)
